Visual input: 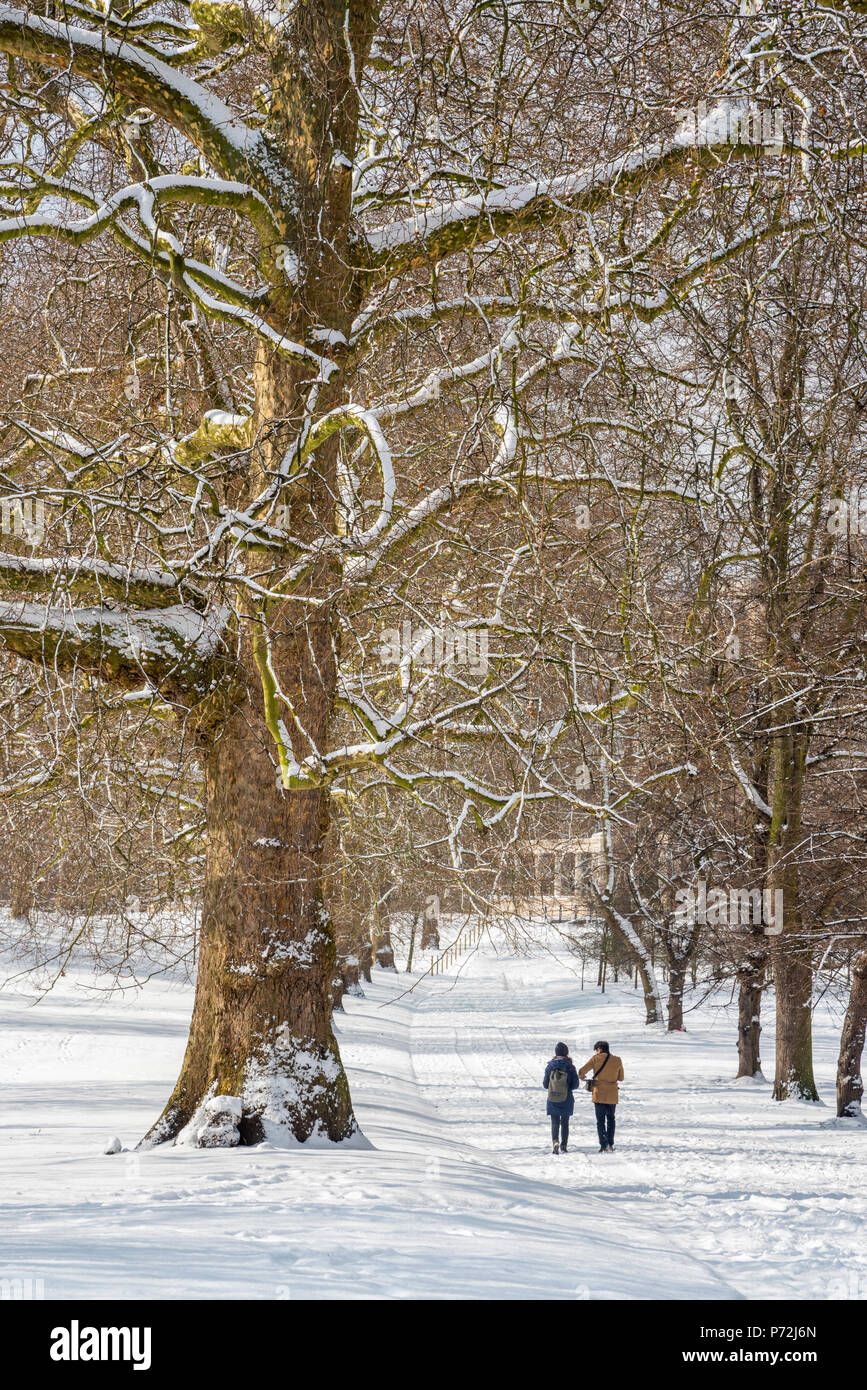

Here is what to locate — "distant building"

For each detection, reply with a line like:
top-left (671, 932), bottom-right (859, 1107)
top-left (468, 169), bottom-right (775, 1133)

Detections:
top-left (496, 833), bottom-right (604, 918)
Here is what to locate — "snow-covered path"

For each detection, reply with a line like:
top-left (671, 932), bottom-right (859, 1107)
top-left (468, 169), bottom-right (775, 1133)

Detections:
top-left (0, 928), bottom-right (864, 1299)
top-left (369, 937), bottom-right (867, 1301)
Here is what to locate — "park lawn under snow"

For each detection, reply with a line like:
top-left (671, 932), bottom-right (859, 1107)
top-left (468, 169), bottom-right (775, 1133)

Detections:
top-left (0, 922), bottom-right (864, 1301)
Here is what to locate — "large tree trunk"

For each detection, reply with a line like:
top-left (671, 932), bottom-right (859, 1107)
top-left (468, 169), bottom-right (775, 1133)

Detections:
top-left (142, 355), bottom-right (359, 1148)
top-left (141, 617), bottom-right (357, 1147)
top-left (837, 948), bottom-right (867, 1118)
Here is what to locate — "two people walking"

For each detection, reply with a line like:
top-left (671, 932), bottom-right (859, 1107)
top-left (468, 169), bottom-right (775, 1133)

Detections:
top-left (543, 1040), bottom-right (624, 1154)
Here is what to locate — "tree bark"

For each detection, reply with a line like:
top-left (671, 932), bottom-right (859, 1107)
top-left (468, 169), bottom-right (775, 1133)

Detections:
top-left (772, 939), bottom-right (818, 1101)
top-left (667, 961), bottom-right (686, 1031)
top-left (768, 732), bottom-right (819, 1101)
top-left (336, 935), bottom-right (364, 998)
top-left (421, 910), bottom-right (440, 951)
top-left (735, 949), bottom-right (765, 1078)
top-left (141, 618), bottom-right (356, 1147)
top-left (405, 911), bottom-right (419, 972)
top-left (373, 922), bottom-right (396, 970)
top-left (836, 948), bottom-right (867, 1118)
top-left (359, 937), bottom-right (373, 982)
top-left (371, 882), bottom-right (397, 970)
top-left (635, 956), bottom-right (660, 1024)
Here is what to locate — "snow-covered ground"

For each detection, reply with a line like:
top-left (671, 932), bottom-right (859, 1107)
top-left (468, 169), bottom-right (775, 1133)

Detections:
top-left (0, 925), bottom-right (864, 1300)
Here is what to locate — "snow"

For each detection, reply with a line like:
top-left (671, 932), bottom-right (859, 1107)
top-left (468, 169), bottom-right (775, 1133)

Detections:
top-left (176, 1092), bottom-right (244, 1149)
top-left (241, 1029), bottom-right (349, 1148)
top-left (0, 925), bottom-right (864, 1299)
top-left (202, 410), bottom-right (250, 429)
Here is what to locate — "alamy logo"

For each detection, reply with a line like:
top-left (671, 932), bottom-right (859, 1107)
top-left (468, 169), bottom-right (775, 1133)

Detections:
top-left (675, 100), bottom-right (784, 152)
top-left (675, 881), bottom-right (783, 935)
top-left (0, 496), bottom-right (44, 546)
top-left (377, 622), bottom-right (489, 675)
top-left (0, 1276), bottom-right (44, 1299)
top-left (826, 487), bottom-right (867, 536)
top-left (50, 1320), bottom-right (151, 1371)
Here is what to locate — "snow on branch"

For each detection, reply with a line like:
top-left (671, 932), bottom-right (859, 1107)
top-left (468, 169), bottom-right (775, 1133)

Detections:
top-left (0, 599), bottom-right (229, 698)
top-left (0, 171), bottom-right (282, 252)
top-left (360, 129), bottom-right (805, 275)
top-left (16, 174), bottom-right (337, 376)
top-left (726, 745), bottom-right (773, 820)
top-left (0, 175), bottom-right (280, 312)
top-left (0, 552), bottom-right (203, 610)
top-left (349, 294), bottom-right (521, 349)
top-left (369, 327), bottom-right (521, 424)
top-left (342, 467), bottom-right (705, 586)
top-left (363, 212), bottom-right (816, 439)
top-left (0, 7), bottom-right (283, 199)
top-left (296, 404), bottom-right (395, 545)
top-left (175, 411), bottom-right (254, 465)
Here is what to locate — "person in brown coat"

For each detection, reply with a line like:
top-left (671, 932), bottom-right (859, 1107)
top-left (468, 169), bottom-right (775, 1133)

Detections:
top-left (578, 1040), bottom-right (624, 1152)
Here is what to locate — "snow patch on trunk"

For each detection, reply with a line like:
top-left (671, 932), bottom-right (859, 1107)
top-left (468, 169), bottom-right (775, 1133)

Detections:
top-left (241, 1025), bottom-right (367, 1147)
top-left (176, 1092), bottom-right (243, 1149)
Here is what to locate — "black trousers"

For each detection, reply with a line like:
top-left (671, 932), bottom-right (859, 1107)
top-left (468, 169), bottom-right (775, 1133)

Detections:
top-left (594, 1102), bottom-right (616, 1148)
top-left (550, 1114), bottom-right (570, 1146)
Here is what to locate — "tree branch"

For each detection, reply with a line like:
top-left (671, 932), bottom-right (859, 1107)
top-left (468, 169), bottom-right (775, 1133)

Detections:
top-left (0, 8), bottom-right (282, 202)
top-left (0, 552), bottom-right (204, 609)
top-left (361, 132), bottom-right (793, 276)
top-left (0, 598), bottom-right (228, 698)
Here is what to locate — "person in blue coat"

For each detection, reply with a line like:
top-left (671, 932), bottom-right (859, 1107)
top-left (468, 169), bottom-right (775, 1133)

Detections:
top-left (543, 1041), bottom-right (580, 1153)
